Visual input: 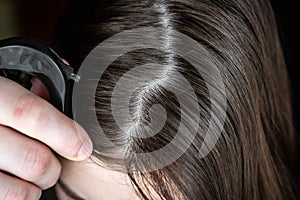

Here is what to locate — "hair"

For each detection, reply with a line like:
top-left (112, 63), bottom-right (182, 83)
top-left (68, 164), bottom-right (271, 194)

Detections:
top-left (53, 0), bottom-right (297, 199)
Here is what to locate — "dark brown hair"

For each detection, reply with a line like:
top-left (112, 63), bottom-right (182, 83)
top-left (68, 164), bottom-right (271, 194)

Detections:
top-left (53, 0), bottom-right (297, 199)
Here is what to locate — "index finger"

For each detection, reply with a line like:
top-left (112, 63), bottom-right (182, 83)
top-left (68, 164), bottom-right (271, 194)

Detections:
top-left (0, 77), bottom-right (93, 161)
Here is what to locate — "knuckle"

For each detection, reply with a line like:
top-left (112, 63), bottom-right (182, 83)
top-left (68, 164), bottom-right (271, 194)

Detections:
top-left (12, 93), bottom-right (46, 129)
top-left (0, 183), bottom-right (28, 200)
top-left (22, 143), bottom-right (51, 179)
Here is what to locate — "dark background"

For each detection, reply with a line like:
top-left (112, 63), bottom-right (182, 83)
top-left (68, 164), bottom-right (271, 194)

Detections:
top-left (1, 0), bottom-right (299, 195)
top-left (271, 1), bottom-right (300, 194)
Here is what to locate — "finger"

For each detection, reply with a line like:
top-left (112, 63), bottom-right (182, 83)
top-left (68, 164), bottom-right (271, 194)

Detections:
top-left (0, 77), bottom-right (93, 161)
top-left (0, 171), bottom-right (41, 200)
top-left (0, 126), bottom-right (61, 189)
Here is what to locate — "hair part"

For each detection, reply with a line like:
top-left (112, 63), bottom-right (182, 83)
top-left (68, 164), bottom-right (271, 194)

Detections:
top-left (54, 0), bottom-right (297, 199)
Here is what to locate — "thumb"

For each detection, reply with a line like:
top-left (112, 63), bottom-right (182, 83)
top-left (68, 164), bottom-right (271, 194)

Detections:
top-left (30, 77), bottom-right (51, 101)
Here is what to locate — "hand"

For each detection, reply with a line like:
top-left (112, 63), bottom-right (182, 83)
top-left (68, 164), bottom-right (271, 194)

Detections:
top-left (0, 77), bottom-right (93, 200)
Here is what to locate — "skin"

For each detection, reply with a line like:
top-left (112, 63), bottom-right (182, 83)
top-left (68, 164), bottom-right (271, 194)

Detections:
top-left (55, 157), bottom-right (138, 200)
top-left (0, 61), bottom-right (143, 199)
top-left (0, 76), bottom-right (93, 200)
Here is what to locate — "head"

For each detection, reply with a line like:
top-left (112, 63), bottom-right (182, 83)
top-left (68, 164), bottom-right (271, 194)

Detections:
top-left (53, 0), bottom-right (297, 199)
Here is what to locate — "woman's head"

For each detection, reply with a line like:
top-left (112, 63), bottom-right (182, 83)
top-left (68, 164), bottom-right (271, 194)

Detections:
top-left (53, 0), bottom-right (297, 199)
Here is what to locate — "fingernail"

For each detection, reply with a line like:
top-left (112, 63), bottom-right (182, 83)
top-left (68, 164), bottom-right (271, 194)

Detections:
top-left (77, 140), bottom-right (93, 159)
top-left (74, 123), bottom-right (93, 159)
